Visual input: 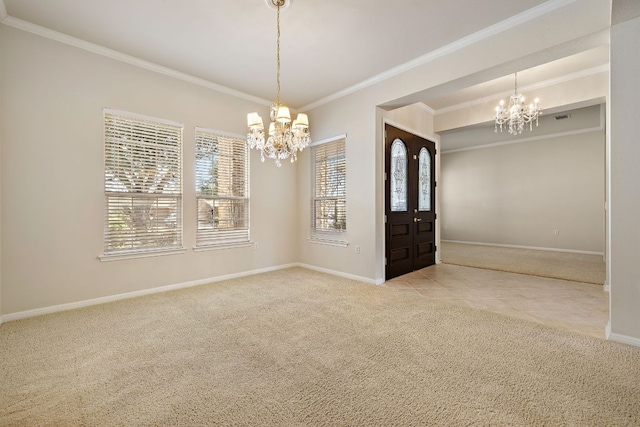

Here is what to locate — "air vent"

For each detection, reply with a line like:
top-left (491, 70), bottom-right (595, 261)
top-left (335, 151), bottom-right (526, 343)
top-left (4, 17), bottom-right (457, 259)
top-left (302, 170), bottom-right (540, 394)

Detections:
top-left (555, 114), bottom-right (571, 120)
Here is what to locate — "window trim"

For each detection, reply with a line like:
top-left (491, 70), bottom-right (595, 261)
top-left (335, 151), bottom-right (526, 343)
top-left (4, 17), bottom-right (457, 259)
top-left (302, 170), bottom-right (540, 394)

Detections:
top-left (310, 133), bottom-right (348, 246)
top-left (101, 108), bottom-right (184, 259)
top-left (99, 248), bottom-right (186, 262)
top-left (194, 126), bottom-right (250, 249)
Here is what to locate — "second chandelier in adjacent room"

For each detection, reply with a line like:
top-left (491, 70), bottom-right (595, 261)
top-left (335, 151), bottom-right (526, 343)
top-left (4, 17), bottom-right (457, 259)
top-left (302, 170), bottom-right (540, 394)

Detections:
top-left (494, 72), bottom-right (541, 135)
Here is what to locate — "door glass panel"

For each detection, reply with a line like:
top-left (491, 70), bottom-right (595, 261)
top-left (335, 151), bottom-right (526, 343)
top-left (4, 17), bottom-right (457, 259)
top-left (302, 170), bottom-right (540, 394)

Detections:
top-left (390, 139), bottom-right (407, 212)
top-left (418, 147), bottom-right (431, 211)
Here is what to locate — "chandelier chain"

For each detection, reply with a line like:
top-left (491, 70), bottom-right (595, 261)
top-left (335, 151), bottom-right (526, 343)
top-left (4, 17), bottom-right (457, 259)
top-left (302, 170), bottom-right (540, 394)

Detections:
top-left (246, 0), bottom-right (311, 167)
top-left (276, 1), bottom-right (281, 104)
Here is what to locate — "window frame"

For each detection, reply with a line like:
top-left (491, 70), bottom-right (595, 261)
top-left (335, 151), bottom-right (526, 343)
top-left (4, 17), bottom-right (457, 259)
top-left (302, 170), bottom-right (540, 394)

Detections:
top-left (310, 134), bottom-right (348, 247)
top-left (100, 108), bottom-right (185, 261)
top-left (194, 127), bottom-right (250, 250)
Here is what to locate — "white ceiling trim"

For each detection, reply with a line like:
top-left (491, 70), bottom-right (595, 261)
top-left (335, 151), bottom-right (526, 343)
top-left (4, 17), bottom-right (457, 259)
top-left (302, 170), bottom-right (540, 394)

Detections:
top-left (416, 103), bottom-right (435, 115)
top-left (434, 64), bottom-right (610, 115)
top-left (0, 0), bottom-right (7, 22)
top-left (299, 0), bottom-right (576, 111)
top-left (0, 15), bottom-right (272, 107)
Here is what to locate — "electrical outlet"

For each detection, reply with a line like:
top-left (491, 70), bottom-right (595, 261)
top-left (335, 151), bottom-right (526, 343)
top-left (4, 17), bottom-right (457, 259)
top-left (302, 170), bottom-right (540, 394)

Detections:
top-left (355, 245), bottom-right (360, 254)
top-left (254, 242), bottom-right (259, 250)
top-left (554, 230), bottom-right (559, 236)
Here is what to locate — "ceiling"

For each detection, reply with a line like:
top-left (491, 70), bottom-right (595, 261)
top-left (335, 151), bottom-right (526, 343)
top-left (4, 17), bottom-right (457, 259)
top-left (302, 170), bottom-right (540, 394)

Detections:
top-left (1, 0), bottom-right (611, 112)
top-left (423, 46), bottom-right (609, 112)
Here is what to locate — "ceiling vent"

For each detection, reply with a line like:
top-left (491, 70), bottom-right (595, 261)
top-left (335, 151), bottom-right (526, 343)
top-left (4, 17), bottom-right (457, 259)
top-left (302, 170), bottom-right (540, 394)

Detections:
top-left (555, 114), bottom-right (572, 120)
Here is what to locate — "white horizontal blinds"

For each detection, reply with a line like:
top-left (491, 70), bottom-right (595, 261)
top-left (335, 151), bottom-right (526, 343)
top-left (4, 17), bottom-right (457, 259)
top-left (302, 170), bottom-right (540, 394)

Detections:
top-left (312, 137), bottom-right (346, 238)
top-left (104, 110), bottom-right (183, 254)
top-left (195, 129), bottom-right (249, 246)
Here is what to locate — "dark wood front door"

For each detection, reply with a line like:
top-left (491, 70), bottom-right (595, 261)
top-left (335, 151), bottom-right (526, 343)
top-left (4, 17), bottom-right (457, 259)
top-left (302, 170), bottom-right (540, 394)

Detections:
top-left (385, 124), bottom-right (436, 280)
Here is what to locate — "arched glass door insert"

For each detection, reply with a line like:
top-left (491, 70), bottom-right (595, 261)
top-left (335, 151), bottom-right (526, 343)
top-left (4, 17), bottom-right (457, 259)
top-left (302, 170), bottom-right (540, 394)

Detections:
top-left (385, 124), bottom-right (437, 280)
top-left (418, 147), bottom-right (431, 211)
top-left (390, 139), bottom-right (407, 212)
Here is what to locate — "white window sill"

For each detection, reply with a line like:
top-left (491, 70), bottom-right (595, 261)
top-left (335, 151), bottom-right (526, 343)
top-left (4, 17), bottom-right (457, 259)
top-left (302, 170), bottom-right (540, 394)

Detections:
top-left (99, 248), bottom-right (186, 262)
top-left (308, 238), bottom-right (349, 248)
top-left (193, 242), bottom-right (253, 252)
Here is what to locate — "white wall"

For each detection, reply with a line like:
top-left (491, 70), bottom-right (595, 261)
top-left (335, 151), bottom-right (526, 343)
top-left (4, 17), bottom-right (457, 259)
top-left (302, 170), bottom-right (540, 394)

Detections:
top-left (441, 128), bottom-right (605, 253)
top-left (609, 1), bottom-right (640, 342)
top-left (0, 26), bottom-right (298, 315)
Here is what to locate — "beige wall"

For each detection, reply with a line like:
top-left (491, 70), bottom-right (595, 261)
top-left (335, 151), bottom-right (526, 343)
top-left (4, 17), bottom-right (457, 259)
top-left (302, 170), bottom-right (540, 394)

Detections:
top-left (1, 0), bottom-right (626, 336)
top-left (298, 0), bottom-right (610, 283)
top-left (0, 26), bottom-right (297, 315)
top-left (441, 129), bottom-right (605, 252)
top-left (609, 1), bottom-right (640, 340)
top-left (435, 72), bottom-right (609, 133)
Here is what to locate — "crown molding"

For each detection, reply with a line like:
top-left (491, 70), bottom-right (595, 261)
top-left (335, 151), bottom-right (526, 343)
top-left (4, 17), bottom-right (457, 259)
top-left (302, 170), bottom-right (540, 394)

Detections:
top-left (0, 16), bottom-right (272, 107)
top-left (0, 0), bottom-right (7, 22)
top-left (300, 0), bottom-right (576, 111)
top-left (416, 103), bottom-right (435, 115)
top-left (435, 64), bottom-right (609, 115)
top-left (1, 0), bottom-right (578, 113)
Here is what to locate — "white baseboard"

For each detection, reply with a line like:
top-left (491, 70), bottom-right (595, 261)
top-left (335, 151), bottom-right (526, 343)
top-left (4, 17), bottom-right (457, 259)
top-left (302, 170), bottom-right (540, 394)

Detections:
top-left (0, 263), bottom-right (299, 324)
top-left (442, 240), bottom-right (604, 256)
top-left (606, 324), bottom-right (640, 348)
top-left (297, 263), bottom-right (383, 285)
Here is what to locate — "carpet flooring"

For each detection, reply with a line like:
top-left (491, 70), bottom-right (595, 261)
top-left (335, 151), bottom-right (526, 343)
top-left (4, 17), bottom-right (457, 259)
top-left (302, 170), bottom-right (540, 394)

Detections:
top-left (441, 242), bottom-right (606, 285)
top-left (1, 268), bottom-right (638, 426)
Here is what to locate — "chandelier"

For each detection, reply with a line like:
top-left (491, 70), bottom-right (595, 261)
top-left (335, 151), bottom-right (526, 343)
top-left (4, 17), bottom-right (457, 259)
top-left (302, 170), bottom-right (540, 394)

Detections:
top-left (494, 72), bottom-right (541, 135)
top-left (247, 0), bottom-right (310, 167)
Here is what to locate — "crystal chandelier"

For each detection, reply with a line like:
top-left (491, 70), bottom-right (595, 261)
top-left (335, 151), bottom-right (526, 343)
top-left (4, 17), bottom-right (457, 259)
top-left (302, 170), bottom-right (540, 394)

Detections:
top-left (494, 72), bottom-right (541, 135)
top-left (247, 0), bottom-right (310, 167)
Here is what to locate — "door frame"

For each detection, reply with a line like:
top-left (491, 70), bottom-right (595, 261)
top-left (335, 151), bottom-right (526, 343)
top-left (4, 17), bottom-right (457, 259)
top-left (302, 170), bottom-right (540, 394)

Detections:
top-left (379, 117), bottom-right (441, 283)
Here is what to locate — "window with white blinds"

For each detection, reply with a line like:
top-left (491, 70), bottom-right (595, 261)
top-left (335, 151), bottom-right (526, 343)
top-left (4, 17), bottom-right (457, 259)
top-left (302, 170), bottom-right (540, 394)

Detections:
top-left (103, 109), bottom-right (183, 255)
top-left (311, 135), bottom-right (347, 244)
top-left (195, 128), bottom-right (249, 247)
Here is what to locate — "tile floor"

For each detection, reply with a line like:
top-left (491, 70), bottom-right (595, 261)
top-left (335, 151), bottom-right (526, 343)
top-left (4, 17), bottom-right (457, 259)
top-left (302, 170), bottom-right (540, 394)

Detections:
top-left (384, 263), bottom-right (609, 339)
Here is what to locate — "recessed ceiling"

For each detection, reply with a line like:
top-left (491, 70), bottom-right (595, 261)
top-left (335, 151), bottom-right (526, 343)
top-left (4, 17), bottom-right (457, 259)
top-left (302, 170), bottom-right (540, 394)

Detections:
top-left (423, 46), bottom-right (610, 112)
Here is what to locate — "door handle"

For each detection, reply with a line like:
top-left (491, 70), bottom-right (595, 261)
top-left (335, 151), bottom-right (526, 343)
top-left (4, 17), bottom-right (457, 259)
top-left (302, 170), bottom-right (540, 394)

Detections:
top-left (414, 218), bottom-right (422, 222)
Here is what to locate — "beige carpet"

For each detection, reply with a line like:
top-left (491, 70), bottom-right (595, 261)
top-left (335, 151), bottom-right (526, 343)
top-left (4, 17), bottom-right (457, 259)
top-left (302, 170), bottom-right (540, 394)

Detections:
top-left (1, 268), bottom-right (638, 426)
top-left (441, 242), bottom-right (606, 285)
